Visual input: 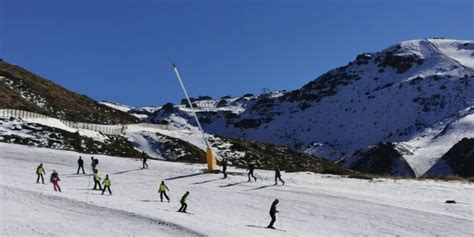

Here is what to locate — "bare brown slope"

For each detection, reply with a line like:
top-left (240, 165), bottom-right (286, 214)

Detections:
top-left (0, 59), bottom-right (139, 124)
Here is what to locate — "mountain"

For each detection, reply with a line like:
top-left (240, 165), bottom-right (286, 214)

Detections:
top-left (148, 38), bottom-right (474, 177)
top-left (0, 59), bottom-right (347, 174)
top-left (337, 142), bottom-right (416, 177)
top-left (0, 60), bottom-right (139, 124)
top-left (425, 137), bottom-right (474, 178)
top-left (99, 101), bottom-right (161, 120)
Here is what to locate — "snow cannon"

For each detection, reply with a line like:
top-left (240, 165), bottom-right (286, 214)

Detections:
top-left (206, 148), bottom-right (217, 171)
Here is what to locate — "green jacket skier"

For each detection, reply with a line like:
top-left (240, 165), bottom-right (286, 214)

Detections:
top-left (92, 169), bottom-right (102, 190)
top-left (101, 174), bottom-right (112, 195)
top-left (178, 191), bottom-right (190, 213)
top-left (159, 181), bottom-right (170, 202)
top-left (36, 163), bottom-right (45, 184)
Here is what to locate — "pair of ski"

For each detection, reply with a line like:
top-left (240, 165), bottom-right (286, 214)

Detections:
top-left (246, 225), bottom-right (286, 232)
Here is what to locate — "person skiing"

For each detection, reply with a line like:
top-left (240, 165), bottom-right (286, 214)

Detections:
top-left (267, 199), bottom-right (279, 229)
top-left (274, 166), bottom-right (285, 185)
top-left (36, 163), bottom-right (45, 184)
top-left (77, 156), bottom-right (85, 174)
top-left (158, 181), bottom-right (170, 202)
top-left (142, 152), bottom-right (148, 169)
top-left (101, 174), bottom-right (112, 195)
top-left (50, 170), bottom-right (61, 192)
top-left (221, 158), bottom-right (228, 179)
top-left (91, 157), bottom-right (97, 171)
top-left (92, 169), bottom-right (102, 190)
top-left (247, 161), bottom-right (257, 182)
top-left (178, 191), bottom-right (190, 213)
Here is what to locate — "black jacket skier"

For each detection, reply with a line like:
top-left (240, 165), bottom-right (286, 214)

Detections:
top-left (222, 158), bottom-right (228, 179)
top-left (77, 156), bottom-right (85, 174)
top-left (267, 199), bottom-right (279, 229)
top-left (142, 152), bottom-right (148, 169)
top-left (248, 162), bottom-right (257, 182)
top-left (274, 166), bottom-right (285, 185)
top-left (91, 157), bottom-right (97, 171)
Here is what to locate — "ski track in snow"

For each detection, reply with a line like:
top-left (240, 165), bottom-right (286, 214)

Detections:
top-left (0, 143), bottom-right (473, 236)
top-left (0, 186), bottom-right (204, 237)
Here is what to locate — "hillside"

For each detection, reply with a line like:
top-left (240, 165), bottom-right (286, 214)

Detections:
top-left (148, 38), bottom-right (474, 177)
top-left (0, 60), bottom-right (139, 124)
top-left (425, 138), bottom-right (474, 177)
top-left (0, 58), bottom-right (351, 175)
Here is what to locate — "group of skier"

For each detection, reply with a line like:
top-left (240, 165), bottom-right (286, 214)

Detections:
top-left (222, 159), bottom-right (283, 228)
top-left (228, 160), bottom-right (285, 186)
top-left (36, 156), bottom-right (112, 195)
top-left (34, 154), bottom-right (282, 229)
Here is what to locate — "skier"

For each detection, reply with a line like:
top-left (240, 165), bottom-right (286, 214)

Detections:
top-left (274, 166), bottom-right (285, 185)
top-left (247, 161), bottom-right (257, 182)
top-left (267, 199), bottom-right (279, 229)
top-left (178, 191), bottom-right (190, 213)
top-left (92, 169), bottom-right (102, 190)
top-left (101, 174), bottom-right (112, 195)
top-left (50, 170), bottom-right (61, 192)
top-left (142, 152), bottom-right (148, 169)
top-left (77, 156), bottom-right (85, 174)
top-left (158, 181), bottom-right (170, 202)
top-left (36, 163), bottom-right (45, 184)
top-left (221, 158), bottom-right (228, 179)
top-left (91, 157), bottom-right (97, 171)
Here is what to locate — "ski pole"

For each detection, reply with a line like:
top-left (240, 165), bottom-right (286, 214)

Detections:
top-left (278, 212), bottom-right (283, 229)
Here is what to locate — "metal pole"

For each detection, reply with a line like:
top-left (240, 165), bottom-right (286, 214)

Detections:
top-left (172, 63), bottom-right (210, 149)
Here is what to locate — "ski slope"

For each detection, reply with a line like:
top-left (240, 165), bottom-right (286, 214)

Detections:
top-left (0, 143), bottom-right (473, 236)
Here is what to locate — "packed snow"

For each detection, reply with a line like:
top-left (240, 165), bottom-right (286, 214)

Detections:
top-left (1, 143), bottom-right (473, 236)
top-left (402, 111), bottom-right (474, 175)
top-left (428, 39), bottom-right (474, 68)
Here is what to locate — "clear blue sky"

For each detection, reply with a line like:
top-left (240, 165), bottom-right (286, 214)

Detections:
top-left (1, 0), bottom-right (473, 107)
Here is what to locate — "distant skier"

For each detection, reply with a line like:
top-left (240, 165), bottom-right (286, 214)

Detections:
top-left (178, 191), bottom-right (190, 213)
top-left (248, 161), bottom-right (257, 182)
top-left (142, 152), bottom-right (148, 169)
top-left (221, 158), bottom-right (228, 179)
top-left (267, 199), bottom-right (279, 229)
top-left (77, 156), bottom-right (85, 174)
top-left (92, 169), bottom-right (102, 190)
top-left (50, 170), bottom-right (61, 192)
top-left (101, 174), bottom-right (112, 195)
top-left (36, 163), bottom-right (45, 184)
top-left (274, 166), bottom-right (285, 185)
top-left (158, 181), bottom-right (170, 202)
top-left (91, 157), bottom-right (97, 171)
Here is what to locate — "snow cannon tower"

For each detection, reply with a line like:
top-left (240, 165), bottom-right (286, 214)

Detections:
top-left (173, 63), bottom-right (217, 172)
top-left (206, 148), bottom-right (217, 171)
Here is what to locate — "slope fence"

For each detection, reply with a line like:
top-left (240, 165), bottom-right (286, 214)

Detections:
top-left (0, 109), bottom-right (126, 135)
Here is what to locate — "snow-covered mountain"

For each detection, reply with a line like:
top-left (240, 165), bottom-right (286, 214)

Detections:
top-left (149, 39), bottom-right (474, 177)
top-left (99, 101), bottom-right (161, 120)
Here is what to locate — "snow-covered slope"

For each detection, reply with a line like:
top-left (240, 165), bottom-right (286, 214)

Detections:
top-left (149, 38), bottom-right (474, 177)
top-left (99, 101), bottom-right (161, 120)
top-left (1, 143), bottom-right (473, 236)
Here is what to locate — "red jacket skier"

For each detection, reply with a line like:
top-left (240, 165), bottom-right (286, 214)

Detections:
top-left (50, 170), bottom-right (61, 192)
